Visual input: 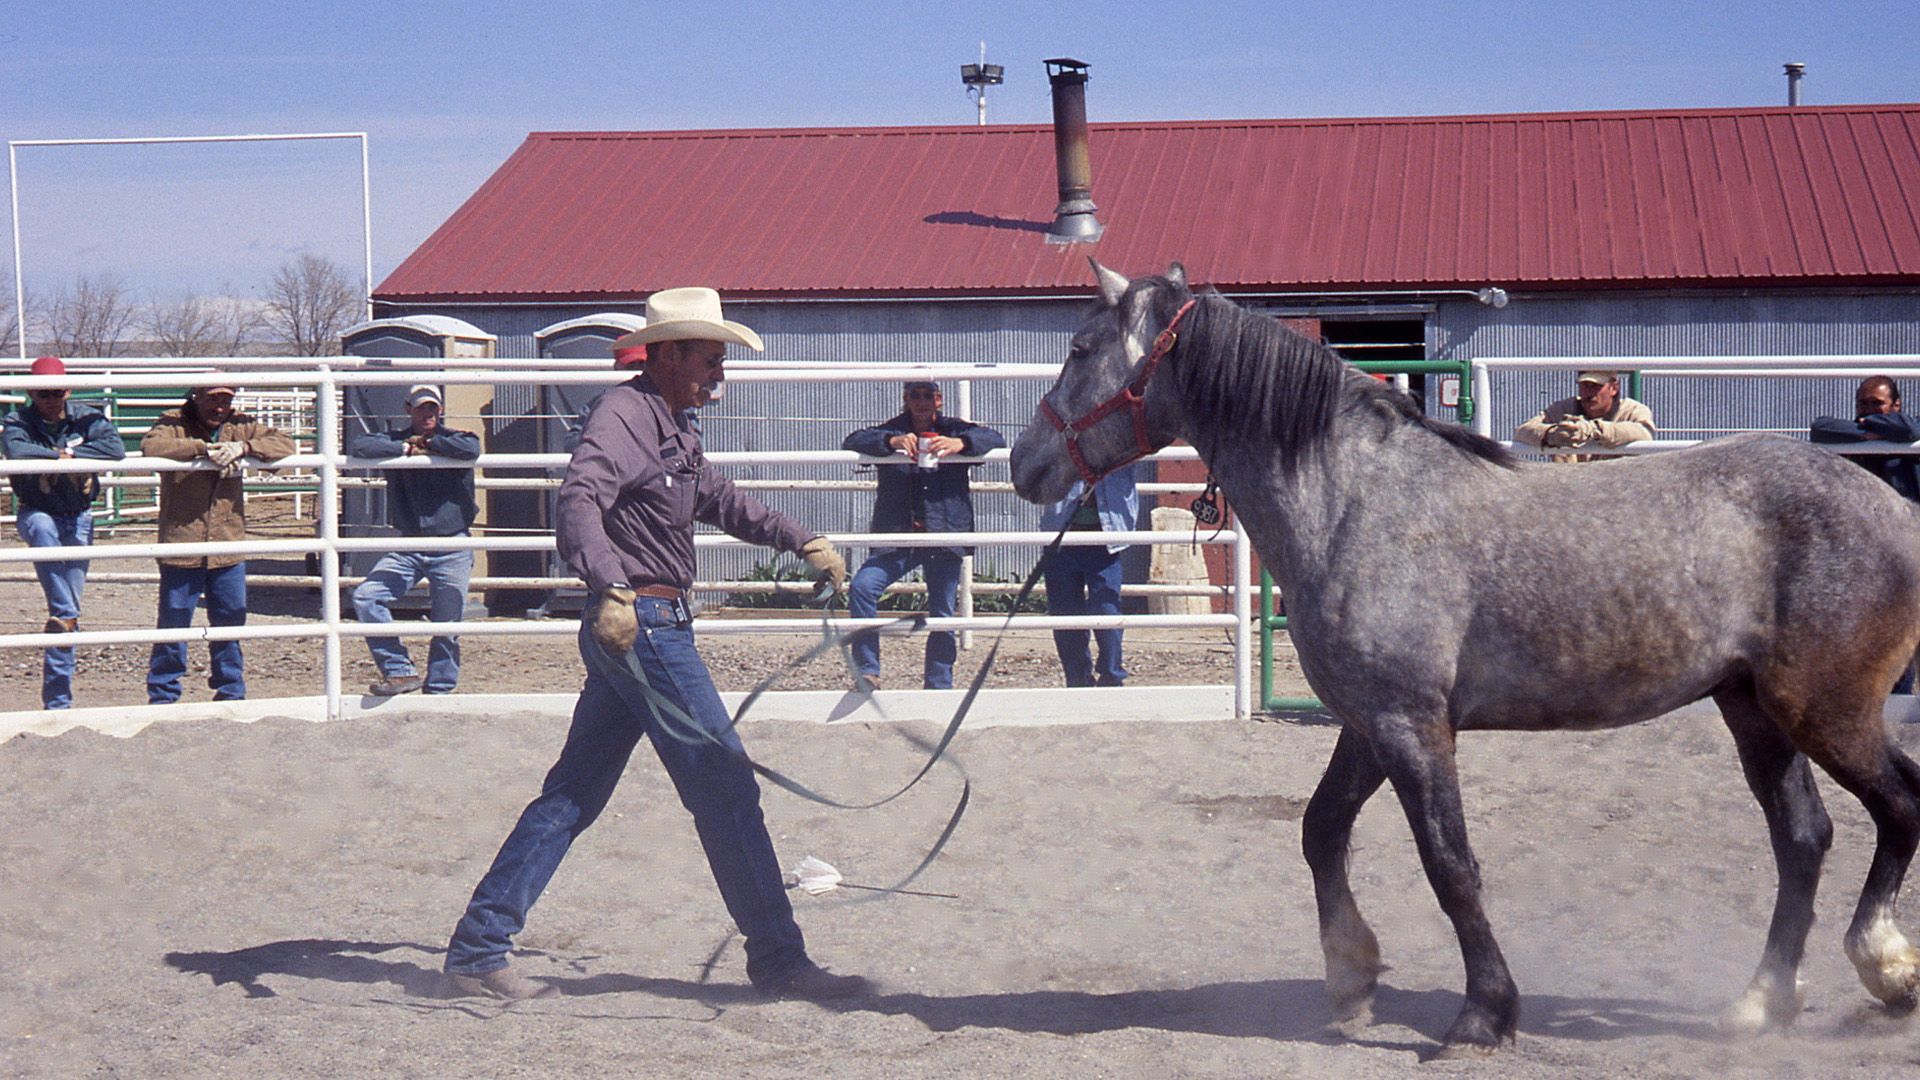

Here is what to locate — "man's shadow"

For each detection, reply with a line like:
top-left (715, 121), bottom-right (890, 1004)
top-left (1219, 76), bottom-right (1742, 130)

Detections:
top-left (165, 937), bottom-right (1710, 1051)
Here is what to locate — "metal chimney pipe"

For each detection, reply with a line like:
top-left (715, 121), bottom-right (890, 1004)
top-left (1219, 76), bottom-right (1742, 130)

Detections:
top-left (1044, 57), bottom-right (1103, 244)
top-left (1784, 62), bottom-right (1805, 106)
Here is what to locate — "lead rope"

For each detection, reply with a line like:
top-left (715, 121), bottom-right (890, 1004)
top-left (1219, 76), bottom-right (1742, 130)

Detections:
top-left (594, 487), bottom-right (1092, 897)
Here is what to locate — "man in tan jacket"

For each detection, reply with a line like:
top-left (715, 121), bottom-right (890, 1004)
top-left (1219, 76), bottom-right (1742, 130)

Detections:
top-left (1513, 370), bottom-right (1656, 462)
top-left (140, 384), bottom-right (295, 703)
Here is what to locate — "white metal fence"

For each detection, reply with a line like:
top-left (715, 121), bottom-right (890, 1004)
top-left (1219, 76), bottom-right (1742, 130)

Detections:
top-left (0, 361), bottom-right (1253, 721)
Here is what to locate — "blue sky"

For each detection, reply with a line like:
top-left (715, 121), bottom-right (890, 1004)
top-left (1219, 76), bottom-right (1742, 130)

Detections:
top-left (5, 1), bottom-right (1917, 301)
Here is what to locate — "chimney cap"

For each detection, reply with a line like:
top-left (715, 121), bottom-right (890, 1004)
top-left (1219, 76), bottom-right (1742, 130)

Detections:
top-left (1044, 57), bottom-right (1090, 79)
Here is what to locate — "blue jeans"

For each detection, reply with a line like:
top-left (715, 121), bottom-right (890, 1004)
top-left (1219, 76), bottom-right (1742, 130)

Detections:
top-left (847, 547), bottom-right (962, 689)
top-left (17, 509), bottom-right (92, 709)
top-left (352, 548), bottom-right (473, 693)
top-left (445, 598), bottom-right (808, 988)
top-left (1044, 544), bottom-right (1127, 687)
top-left (147, 562), bottom-right (248, 703)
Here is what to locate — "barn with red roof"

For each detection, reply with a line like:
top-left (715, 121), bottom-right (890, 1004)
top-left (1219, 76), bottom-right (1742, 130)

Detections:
top-left (369, 73), bottom-right (1920, 584)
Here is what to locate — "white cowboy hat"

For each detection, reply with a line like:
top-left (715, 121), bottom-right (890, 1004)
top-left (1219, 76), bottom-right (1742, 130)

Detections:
top-left (611, 287), bottom-right (764, 352)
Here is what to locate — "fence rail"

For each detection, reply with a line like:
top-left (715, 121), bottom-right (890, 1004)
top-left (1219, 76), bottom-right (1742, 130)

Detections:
top-left (0, 360), bottom-right (1254, 721)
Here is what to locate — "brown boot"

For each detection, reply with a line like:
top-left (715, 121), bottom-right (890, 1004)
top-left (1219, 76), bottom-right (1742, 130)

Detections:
top-left (447, 966), bottom-right (558, 1001)
top-left (43, 617), bottom-right (77, 634)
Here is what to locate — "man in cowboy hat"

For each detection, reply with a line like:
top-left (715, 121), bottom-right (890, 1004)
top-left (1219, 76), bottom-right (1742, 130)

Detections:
top-left (1, 356), bottom-right (127, 708)
top-left (140, 382), bottom-right (296, 703)
top-left (1513, 369), bottom-right (1656, 462)
top-left (444, 287), bottom-right (862, 1002)
top-left (347, 384), bottom-right (482, 696)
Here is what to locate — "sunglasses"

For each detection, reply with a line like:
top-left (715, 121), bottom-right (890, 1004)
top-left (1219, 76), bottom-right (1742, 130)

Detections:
top-left (31, 389), bottom-right (67, 399)
top-left (904, 390), bottom-right (939, 400)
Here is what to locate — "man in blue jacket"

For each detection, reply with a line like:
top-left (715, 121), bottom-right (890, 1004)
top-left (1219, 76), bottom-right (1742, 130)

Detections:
top-left (1, 356), bottom-right (127, 708)
top-left (842, 381), bottom-right (1004, 690)
top-left (1040, 467), bottom-right (1140, 687)
top-left (347, 385), bottom-right (481, 695)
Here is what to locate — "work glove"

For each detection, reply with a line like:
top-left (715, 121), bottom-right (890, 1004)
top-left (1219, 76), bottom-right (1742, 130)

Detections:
top-left (207, 440), bottom-right (248, 476)
top-left (799, 537), bottom-right (847, 595)
top-left (587, 585), bottom-right (639, 656)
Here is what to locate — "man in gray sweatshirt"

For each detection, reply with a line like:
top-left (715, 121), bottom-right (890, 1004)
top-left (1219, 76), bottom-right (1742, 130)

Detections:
top-left (347, 384), bottom-right (481, 695)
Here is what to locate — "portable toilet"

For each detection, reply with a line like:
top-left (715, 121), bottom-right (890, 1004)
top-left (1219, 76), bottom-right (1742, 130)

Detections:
top-left (526, 313), bottom-right (645, 616)
top-left (338, 315), bottom-right (494, 615)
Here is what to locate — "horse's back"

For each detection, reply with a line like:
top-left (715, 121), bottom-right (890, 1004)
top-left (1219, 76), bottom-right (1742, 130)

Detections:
top-left (1438, 433), bottom-right (1920, 729)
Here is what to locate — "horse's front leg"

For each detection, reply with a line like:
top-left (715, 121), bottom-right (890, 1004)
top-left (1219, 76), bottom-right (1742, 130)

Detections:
top-left (1368, 712), bottom-right (1518, 1054)
top-left (1303, 724), bottom-right (1390, 1034)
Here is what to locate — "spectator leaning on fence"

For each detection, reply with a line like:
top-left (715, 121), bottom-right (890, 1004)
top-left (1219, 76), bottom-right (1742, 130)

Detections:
top-left (1, 356), bottom-right (127, 709)
top-left (1040, 466), bottom-right (1140, 688)
top-left (1810, 375), bottom-right (1920, 502)
top-left (139, 384), bottom-right (295, 704)
top-left (1811, 375), bottom-right (1920, 695)
top-left (1513, 370), bottom-right (1656, 461)
top-left (347, 384), bottom-right (481, 697)
top-left (842, 381), bottom-right (1006, 691)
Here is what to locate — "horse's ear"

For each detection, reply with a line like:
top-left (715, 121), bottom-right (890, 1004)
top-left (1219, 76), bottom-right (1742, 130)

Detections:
top-left (1166, 262), bottom-right (1188, 289)
top-left (1090, 258), bottom-right (1129, 307)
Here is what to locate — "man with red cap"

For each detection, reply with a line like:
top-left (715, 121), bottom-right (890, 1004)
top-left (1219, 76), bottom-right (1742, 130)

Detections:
top-left (1, 357), bottom-right (126, 708)
top-left (139, 382), bottom-right (295, 703)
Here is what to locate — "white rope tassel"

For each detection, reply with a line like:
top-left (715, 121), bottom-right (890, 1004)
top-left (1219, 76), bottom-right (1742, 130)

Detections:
top-left (788, 855), bottom-right (844, 895)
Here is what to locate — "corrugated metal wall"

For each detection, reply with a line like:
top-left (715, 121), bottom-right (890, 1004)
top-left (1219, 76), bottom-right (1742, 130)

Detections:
top-left (394, 287), bottom-right (1920, 584)
top-left (388, 299), bottom-right (1087, 584)
top-left (1430, 290), bottom-right (1920, 438)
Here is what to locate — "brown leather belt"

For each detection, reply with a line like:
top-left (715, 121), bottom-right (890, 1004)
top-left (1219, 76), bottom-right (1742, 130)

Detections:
top-left (632, 584), bottom-right (683, 600)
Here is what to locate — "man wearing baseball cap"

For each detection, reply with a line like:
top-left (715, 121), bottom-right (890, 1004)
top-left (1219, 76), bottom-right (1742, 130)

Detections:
top-left (1513, 370), bottom-right (1656, 462)
top-left (139, 382), bottom-right (295, 703)
top-left (346, 384), bottom-right (481, 696)
top-left (0, 357), bottom-right (127, 708)
top-left (444, 287), bottom-right (863, 1002)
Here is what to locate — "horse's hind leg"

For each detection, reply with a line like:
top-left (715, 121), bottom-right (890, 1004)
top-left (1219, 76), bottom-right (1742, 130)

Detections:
top-left (1712, 684), bottom-right (1834, 1034)
top-left (1366, 714), bottom-right (1518, 1052)
top-left (1303, 725), bottom-right (1389, 1033)
top-left (1813, 734), bottom-right (1920, 1012)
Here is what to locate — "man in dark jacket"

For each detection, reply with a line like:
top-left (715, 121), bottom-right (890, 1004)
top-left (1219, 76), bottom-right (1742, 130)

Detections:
top-left (1812, 375), bottom-right (1920, 501)
top-left (1813, 374), bottom-right (1919, 693)
top-left (842, 381), bottom-right (1005, 690)
top-left (1, 356), bottom-right (126, 708)
top-left (347, 385), bottom-right (481, 695)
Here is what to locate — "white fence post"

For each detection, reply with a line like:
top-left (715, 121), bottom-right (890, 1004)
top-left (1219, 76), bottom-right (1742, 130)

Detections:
top-left (317, 367), bottom-right (343, 719)
top-left (1232, 522), bottom-right (1251, 719)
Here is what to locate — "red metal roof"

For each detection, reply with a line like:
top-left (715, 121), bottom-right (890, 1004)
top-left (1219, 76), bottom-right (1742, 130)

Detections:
top-left (375, 104), bottom-right (1920, 302)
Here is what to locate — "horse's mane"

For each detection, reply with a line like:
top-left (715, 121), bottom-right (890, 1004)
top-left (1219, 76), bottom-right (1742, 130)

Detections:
top-left (1145, 282), bottom-right (1514, 473)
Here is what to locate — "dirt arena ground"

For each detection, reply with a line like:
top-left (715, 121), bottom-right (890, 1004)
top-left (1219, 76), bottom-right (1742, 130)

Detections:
top-left (4, 518), bottom-right (1919, 1076)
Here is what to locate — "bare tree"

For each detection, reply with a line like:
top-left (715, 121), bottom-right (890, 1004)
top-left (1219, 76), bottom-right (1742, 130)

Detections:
top-left (263, 254), bottom-right (361, 355)
top-left (42, 272), bottom-right (138, 358)
top-left (0, 266), bottom-right (19, 357)
top-left (145, 287), bottom-right (265, 357)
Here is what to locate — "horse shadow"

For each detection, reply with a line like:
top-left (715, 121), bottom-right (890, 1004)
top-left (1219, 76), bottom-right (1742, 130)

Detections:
top-left (163, 937), bottom-right (1713, 1051)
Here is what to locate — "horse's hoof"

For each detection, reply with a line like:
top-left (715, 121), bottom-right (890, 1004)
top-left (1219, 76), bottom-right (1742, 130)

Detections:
top-left (1434, 1040), bottom-right (1500, 1061)
top-left (1716, 980), bottom-right (1804, 1036)
top-left (1325, 1003), bottom-right (1373, 1040)
top-left (1440, 1001), bottom-right (1517, 1055)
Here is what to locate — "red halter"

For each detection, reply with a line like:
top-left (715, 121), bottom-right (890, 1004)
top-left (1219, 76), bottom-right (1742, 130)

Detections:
top-left (1038, 299), bottom-right (1196, 487)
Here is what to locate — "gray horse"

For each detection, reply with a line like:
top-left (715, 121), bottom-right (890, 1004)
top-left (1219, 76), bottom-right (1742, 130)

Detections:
top-left (1009, 260), bottom-right (1920, 1054)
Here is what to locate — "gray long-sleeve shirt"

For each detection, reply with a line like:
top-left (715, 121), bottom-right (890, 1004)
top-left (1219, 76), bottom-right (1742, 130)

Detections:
top-left (556, 375), bottom-right (814, 593)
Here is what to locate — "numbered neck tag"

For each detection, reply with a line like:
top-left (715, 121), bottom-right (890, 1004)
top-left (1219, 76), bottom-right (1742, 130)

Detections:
top-left (1190, 475), bottom-right (1223, 526)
